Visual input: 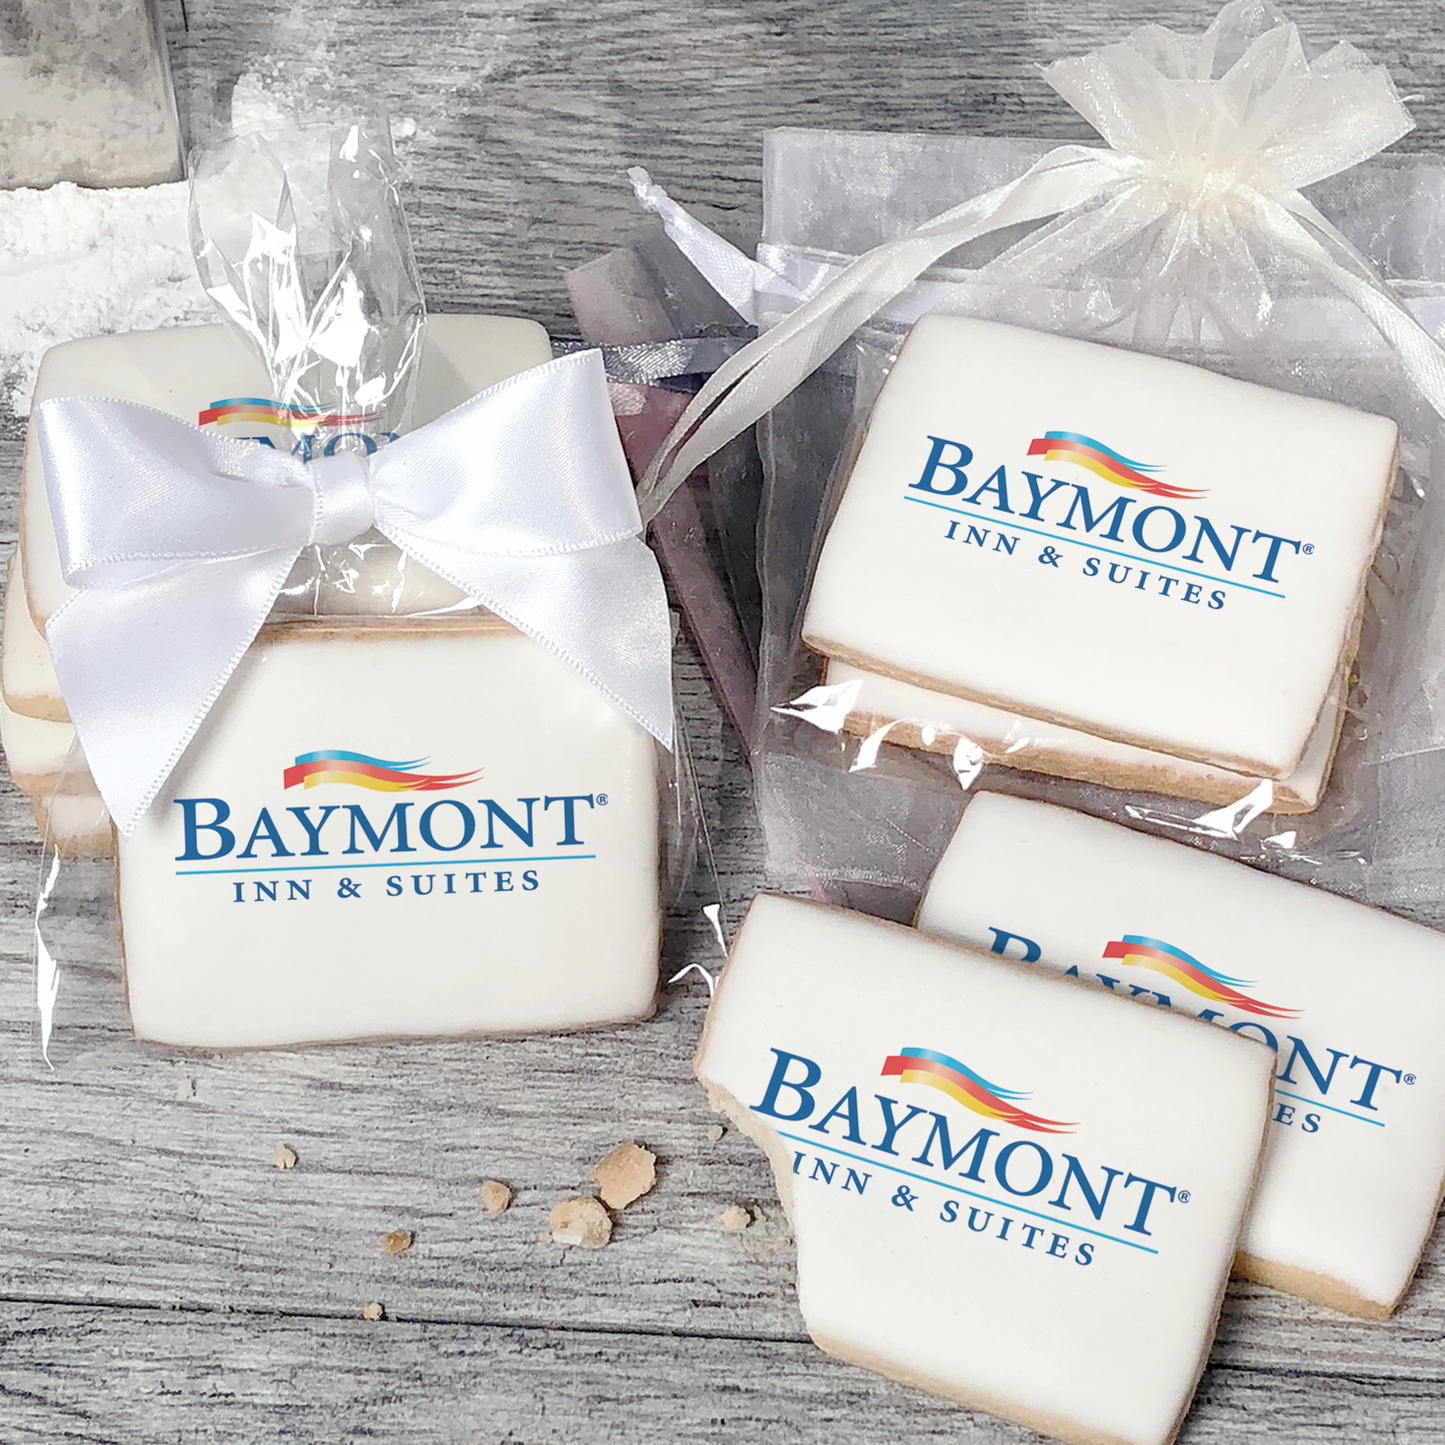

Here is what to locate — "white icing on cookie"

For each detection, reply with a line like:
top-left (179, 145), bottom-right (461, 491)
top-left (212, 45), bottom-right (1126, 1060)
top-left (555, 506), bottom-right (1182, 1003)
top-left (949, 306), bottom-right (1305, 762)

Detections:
top-left (802, 316), bottom-right (1395, 779)
top-left (119, 621), bottom-right (660, 1047)
top-left (31, 788), bottom-right (112, 858)
top-left (824, 659), bottom-right (1344, 813)
top-left (697, 894), bottom-right (1273, 1445)
top-left (2, 550), bottom-right (65, 722)
top-left (0, 691), bottom-right (91, 794)
top-left (918, 793), bottom-right (1445, 1317)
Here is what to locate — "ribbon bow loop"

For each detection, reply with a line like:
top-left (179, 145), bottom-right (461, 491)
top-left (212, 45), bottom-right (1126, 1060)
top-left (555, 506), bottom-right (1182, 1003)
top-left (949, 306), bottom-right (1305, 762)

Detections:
top-left (43, 396), bottom-right (315, 583)
top-left (374, 348), bottom-right (647, 557)
top-left (34, 348), bottom-right (673, 836)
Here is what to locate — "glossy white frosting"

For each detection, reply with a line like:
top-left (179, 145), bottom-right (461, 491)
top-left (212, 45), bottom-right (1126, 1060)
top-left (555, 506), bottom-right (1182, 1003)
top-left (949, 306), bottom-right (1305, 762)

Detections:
top-left (698, 894), bottom-right (1272, 1445)
top-left (119, 623), bottom-right (661, 1047)
top-left (919, 793), bottom-right (1445, 1315)
top-left (803, 317), bottom-right (1395, 778)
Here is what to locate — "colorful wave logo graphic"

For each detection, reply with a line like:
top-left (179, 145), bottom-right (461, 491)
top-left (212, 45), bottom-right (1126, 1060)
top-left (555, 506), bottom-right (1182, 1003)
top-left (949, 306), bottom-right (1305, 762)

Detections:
top-left (880, 1046), bottom-right (1076, 1134)
top-left (1102, 936), bottom-right (1300, 1019)
top-left (282, 751), bottom-right (483, 792)
top-left (199, 398), bottom-right (383, 429)
top-left (1025, 431), bottom-right (1206, 500)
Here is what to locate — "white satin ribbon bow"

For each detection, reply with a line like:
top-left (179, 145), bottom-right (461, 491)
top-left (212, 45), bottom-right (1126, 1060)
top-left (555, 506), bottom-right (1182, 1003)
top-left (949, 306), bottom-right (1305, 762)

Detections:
top-left (635, 2), bottom-right (1442, 522)
top-left (34, 349), bottom-right (674, 836)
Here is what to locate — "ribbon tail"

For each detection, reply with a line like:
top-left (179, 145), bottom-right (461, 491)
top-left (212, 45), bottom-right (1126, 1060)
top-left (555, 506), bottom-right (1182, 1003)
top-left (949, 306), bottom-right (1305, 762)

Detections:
top-left (385, 530), bottom-right (675, 750)
top-left (628, 167), bottom-right (788, 326)
top-left (1261, 193), bottom-right (1445, 425)
top-left (47, 552), bottom-right (298, 835)
top-left (634, 144), bottom-right (1132, 524)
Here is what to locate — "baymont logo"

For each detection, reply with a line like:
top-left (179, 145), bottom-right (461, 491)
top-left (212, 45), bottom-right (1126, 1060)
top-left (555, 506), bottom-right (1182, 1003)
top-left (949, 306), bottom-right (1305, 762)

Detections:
top-left (1025, 431), bottom-right (1206, 501)
top-left (753, 1047), bottom-right (1182, 1252)
top-left (1102, 936), bottom-right (1300, 1020)
top-left (880, 1046), bottom-right (1076, 1134)
top-left (198, 398), bottom-right (383, 429)
top-left (907, 434), bottom-right (1304, 595)
top-left (198, 397), bottom-right (396, 461)
top-left (989, 925), bottom-right (1411, 1132)
top-left (283, 750), bottom-right (484, 793)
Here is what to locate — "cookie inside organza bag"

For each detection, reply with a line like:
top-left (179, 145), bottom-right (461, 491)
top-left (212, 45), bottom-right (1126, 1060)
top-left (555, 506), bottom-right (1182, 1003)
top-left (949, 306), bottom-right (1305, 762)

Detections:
top-left (633, 5), bottom-right (1445, 919)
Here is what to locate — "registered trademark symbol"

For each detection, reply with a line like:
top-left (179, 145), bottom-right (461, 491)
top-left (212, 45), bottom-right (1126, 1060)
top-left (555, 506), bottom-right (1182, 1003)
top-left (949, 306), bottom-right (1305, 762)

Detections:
top-left (596, 793), bottom-right (609, 805)
top-left (1177, 1190), bottom-right (1191, 1204)
top-left (1302, 543), bottom-right (1315, 555)
top-left (1405, 1073), bottom-right (1417, 1085)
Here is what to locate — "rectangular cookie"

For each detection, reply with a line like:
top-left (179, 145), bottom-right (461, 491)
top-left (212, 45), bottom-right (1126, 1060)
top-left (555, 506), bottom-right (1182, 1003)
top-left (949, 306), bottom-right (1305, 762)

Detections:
top-left (801, 316), bottom-right (1396, 779)
top-left (118, 618), bottom-right (661, 1047)
top-left (697, 893), bottom-right (1273, 1445)
top-left (823, 659), bottom-right (1346, 814)
top-left (917, 793), bottom-right (1445, 1317)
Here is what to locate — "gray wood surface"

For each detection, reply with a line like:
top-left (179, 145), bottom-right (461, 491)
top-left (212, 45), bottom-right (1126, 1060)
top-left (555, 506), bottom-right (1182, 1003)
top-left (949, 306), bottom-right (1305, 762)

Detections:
top-left (7, 0), bottom-right (1445, 1439)
top-left (1, 1306), bottom-right (1444, 1445)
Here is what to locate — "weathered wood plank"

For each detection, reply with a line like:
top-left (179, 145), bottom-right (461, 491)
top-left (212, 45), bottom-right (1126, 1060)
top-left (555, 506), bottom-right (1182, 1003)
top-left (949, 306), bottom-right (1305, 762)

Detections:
top-left (159, 0), bottom-right (1445, 340)
top-left (9, 0), bottom-right (1445, 1439)
top-left (4, 768), bottom-right (1445, 1381)
top-left (1, 1304), bottom-right (1445, 1445)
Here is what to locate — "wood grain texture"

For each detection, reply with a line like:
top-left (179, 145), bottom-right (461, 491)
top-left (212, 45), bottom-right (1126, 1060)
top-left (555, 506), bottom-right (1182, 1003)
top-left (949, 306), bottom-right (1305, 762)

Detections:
top-left (159, 0), bottom-right (1445, 339)
top-left (2, 1305), bottom-right (1445, 1445)
top-left (7, 0), bottom-right (1445, 1439)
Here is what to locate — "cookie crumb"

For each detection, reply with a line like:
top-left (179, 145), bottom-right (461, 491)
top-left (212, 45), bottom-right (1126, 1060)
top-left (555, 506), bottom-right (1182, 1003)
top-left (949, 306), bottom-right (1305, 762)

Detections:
top-left (362, 1302), bottom-right (384, 1322)
top-left (592, 1140), bottom-right (656, 1210)
top-left (175, 1078), bottom-right (195, 1101)
top-left (718, 1204), bottom-right (751, 1232)
top-left (481, 1180), bottom-right (512, 1214)
top-left (705, 1124), bottom-right (725, 1143)
top-left (381, 1230), bottom-right (413, 1256)
top-left (549, 1195), bottom-right (612, 1248)
top-left (273, 1144), bottom-right (298, 1170)
top-left (537, 1231), bottom-right (553, 1244)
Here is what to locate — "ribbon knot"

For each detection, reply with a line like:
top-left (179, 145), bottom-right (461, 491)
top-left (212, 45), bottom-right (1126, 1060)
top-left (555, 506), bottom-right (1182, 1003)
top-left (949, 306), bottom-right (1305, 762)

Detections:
top-left (35, 349), bottom-right (674, 835)
top-left (634, 1), bottom-right (1438, 522)
top-left (308, 448), bottom-right (376, 545)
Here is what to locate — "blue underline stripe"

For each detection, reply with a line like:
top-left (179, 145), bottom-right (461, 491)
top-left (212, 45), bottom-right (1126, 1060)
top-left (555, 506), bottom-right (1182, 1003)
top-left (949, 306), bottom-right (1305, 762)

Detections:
top-left (903, 494), bottom-right (1287, 599)
top-left (775, 1128), bottom-right (1159, 1254)
top-left (1273, 1088), bottom-right (1385, 1127)
top-left (176, 854), bottom-right (596, 877)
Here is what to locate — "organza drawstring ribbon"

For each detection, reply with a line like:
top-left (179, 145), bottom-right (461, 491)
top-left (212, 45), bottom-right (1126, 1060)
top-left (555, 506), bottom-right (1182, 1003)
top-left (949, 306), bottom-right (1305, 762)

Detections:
top-left (33, 349), bottom-right (674, 836)
top-left (633, 1), bottom-right (1439, 524)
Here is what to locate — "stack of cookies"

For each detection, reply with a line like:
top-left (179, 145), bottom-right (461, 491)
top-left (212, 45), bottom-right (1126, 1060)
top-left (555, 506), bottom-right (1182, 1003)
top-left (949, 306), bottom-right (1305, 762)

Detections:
top-left (4, 317), bottom-right (667, 1048)
top-left (803, 316), bottom-right (1398, 813)
top-left (698, 798), bottom-right (1445, 1445)
top-left (2, 313), bottom-right (551, 856)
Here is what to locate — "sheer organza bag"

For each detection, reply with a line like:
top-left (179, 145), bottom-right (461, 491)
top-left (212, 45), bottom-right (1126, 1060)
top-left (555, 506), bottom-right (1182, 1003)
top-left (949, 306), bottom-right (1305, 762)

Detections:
top-left (630, 1), bottom-right (1445, 924)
